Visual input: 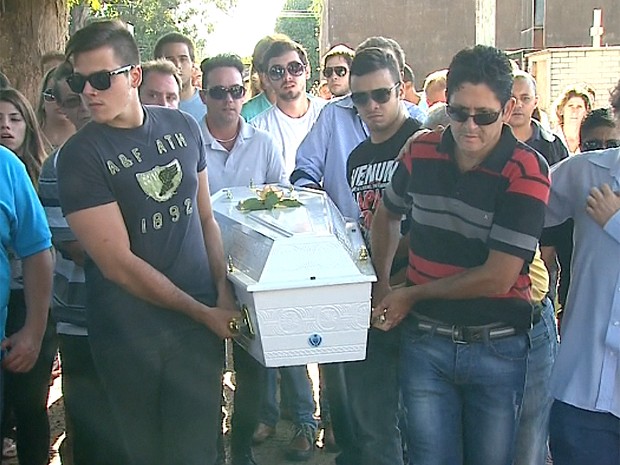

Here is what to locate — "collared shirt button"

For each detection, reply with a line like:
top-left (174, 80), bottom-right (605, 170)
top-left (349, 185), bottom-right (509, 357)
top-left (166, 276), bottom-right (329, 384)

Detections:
top-left (614, 321), bottom-right (620, 326)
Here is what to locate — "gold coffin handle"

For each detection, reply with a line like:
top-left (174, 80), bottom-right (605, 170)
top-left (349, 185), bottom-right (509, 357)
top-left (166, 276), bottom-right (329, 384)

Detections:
top-left (228, 304), bottom-right (255, 339)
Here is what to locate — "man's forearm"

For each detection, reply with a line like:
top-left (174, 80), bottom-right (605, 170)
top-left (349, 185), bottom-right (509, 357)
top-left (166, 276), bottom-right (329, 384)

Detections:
top-left (21, 249), bottom-right (54, 338)
top-left (370, 203), bottom-right (402, 283)
top-left (411, 251), bottom-right (524, 303)
top-left (201, 216), bottom-right (229, 294)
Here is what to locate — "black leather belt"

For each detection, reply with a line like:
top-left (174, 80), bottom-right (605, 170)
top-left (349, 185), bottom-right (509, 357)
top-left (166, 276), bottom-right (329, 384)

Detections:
top-left (415, 320), bottom-right (519, 344)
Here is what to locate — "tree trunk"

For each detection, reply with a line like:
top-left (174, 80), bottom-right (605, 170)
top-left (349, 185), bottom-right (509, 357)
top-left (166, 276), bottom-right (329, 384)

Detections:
top-left (70, 3), bottom-right (91, 36)
top-left (0, 0), bottom-right (69, 105)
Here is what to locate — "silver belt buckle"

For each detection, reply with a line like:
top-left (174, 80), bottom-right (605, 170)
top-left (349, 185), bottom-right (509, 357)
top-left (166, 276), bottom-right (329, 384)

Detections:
top-left (451, 325), bottom-right (468, 344)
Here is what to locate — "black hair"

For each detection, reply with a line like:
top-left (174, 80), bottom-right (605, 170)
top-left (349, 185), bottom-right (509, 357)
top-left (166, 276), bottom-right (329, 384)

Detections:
top-left (349, 47), bottom-right (400, 84)
top-left (153, 32), bottom-right (196, 63)
top-left (262, 39), bottom-right (309, 72)
top-left (323, 44), bottom-right (355, 69)
top-left (403, 64), bottom-right (414, 83)
top-left (0, 71), bottom-right (10, 89)
top-left (356, 37), bottom-right (405, 72)
top-left (65, 20), bottom-right (140, 66)
top-left (200, 54), bottom-right (244, 89)
top-left (447, 45), bottom-right (513, 107)
top-left (51, 61), bottom-right (74, 104)
top-left (580, 107), bottom-right (616, 140)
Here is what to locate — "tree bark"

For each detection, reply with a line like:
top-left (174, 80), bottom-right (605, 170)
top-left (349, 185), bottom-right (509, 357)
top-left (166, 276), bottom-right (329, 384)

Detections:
top-left (0, 0), bottom-right (69, 105)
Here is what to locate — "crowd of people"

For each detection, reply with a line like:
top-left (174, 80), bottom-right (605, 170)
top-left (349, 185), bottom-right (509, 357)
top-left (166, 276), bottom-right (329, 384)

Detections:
top-left (0, 16), bottom-right (618, 465)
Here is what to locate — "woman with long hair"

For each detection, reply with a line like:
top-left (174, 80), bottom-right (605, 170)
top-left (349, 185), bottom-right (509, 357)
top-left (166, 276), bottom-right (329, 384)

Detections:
top-left (0, 88), bottom-right (49, 184)
top-left (0, 87), bottom-right (56, 465)
top-left (36, 66), bottom-right (75, 148)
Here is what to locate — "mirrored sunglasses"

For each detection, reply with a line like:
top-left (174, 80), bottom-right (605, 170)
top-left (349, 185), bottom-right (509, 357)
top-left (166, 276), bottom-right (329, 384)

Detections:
top-left (268, 61), bottom-right (306, 81)
top-left (581, 138), bottom-right (620, 151)
top-left (446, 105), bottom-right (502, 126)
top-left (42, 89), bottom-right (56, 103)
top-left (66, 64), bottom-right (134, 94)
top-left (323, 66), bottom-right (348, 78)
top-left (350, 83), bottom-right (399, 107)
top-left (204, 85), bottom-right (246, 100)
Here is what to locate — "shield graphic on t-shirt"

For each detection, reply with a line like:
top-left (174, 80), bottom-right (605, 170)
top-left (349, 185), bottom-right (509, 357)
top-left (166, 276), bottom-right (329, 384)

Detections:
top-left (135, 159), bottom-right (183, 202)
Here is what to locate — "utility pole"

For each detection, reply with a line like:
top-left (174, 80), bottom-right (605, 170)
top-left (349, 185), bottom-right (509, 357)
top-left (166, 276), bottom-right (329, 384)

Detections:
top-left (475, 0), bottom-right (496, 46)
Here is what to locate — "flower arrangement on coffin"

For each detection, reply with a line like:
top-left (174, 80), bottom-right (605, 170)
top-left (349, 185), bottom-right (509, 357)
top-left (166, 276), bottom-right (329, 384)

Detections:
top-left (236, 185), bottom-right (303, 212)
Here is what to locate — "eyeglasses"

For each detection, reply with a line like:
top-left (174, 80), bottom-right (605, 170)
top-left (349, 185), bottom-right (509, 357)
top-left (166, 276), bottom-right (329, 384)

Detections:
top-left (581, 138), bottom-right (620, 151)
top-left (268, 61), bottom-right (306, 81)
top-left (350, 83), bottom-right (400, 107)
top-left (66, 65), bottom-right (135, 94)
top-left (204, 85), bottom-right (246, 100)
top-left (323, 66), bottom-right (348, 78)
top-left (446, 105), bottom-right (502, 126)
top-left (42, 89), bottom-right (56, 103)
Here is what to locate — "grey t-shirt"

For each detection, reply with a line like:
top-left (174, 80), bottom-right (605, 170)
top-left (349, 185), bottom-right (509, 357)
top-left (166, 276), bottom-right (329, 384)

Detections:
top-left (58, 106), bottom-right (216, 340)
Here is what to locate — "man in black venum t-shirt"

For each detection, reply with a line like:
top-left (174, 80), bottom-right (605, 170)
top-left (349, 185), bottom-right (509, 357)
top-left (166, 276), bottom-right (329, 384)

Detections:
top-left (57, 20), bottom-right (239, 465)
top-left (342, 47), bottom-right (422, 465)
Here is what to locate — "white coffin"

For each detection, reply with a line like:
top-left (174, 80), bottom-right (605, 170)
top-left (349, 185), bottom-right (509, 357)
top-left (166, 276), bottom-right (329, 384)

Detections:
top-left (212, 185), bottom-right (376, 367)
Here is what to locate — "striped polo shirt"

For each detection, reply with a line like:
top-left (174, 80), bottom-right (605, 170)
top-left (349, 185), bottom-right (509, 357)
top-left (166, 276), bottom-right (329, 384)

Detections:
top-left (383, 125), bottom-right (550, 329)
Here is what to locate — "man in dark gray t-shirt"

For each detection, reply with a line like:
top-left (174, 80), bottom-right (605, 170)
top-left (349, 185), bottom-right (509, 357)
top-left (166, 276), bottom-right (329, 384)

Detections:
top-left (57, 20), bottom-right (238, 465)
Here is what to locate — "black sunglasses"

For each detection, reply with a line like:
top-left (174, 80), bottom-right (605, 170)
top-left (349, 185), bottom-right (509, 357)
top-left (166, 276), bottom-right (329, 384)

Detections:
top-left (446, 105), bottom-right (502, 126)
top-left (581, 138), bottom-right (620, 151)
top-left (323, 66), bottom-right (348, 78)
top-left (268, 61), bottom-right (306, 81)
top-left (350, 83), bottom-right (400, 107)
top-left (42, 89), bottom-right (56, 103)
top-left (204, 85), bottom-right (246, 100)
top-left (66, 65), bottom-right (134, 94)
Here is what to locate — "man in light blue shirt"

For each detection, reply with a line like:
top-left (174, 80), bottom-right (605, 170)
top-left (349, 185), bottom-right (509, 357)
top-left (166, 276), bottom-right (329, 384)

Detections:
top-left (199, 54), bottom-right (286, 194)
top-left (544, 83), bottom-right (620, 465)
top-left (198, 53), bottom-right (285, 465)
top-left (291, 36), bottom-right (424, 221)
top-left (154, 32), bottom-right (206, 122)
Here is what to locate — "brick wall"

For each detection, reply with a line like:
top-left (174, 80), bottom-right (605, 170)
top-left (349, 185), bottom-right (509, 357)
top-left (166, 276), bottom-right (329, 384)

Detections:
top-left (526, 47), bottom-right (620, 115)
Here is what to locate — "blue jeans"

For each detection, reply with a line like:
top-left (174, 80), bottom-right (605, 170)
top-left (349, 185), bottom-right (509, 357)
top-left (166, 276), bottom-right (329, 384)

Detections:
top-left (514, 298), bottom-right (558, 465)
top-left (259, 366), bottom-right (316, 429)
top-left (549, 400), bottom-right (620, 465)
top-left (400, 318), bottom-right (529, 465)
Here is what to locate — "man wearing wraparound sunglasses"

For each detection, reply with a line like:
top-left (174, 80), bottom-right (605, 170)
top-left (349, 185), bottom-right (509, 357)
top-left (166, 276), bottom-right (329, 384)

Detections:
top-left (198, 53), bottom-right (286, 465)
top-left (345, 46), bottom-right (422, 465)
top-left (56, 20), bottom-right (239, 465)
top-left (370, 45), bottom-right (550, 465)
top-left (322, 45), bottom-right (355, 98)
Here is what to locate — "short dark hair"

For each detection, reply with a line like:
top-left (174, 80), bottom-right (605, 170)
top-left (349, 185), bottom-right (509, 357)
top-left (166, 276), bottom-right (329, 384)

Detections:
top-left (580, 108), bottom-right (616, 140)
top-left (262, 39), bottom-right (309, 72)
top-left (403, 64), bottom-right (414, 84)
top-left (350, 47), bottom-right (400, 84)
top-left (65, 20), bottom-right (140, 66)
top-left (447, 45), bottom-right (513, 107)
top-left (154, 32), bottom-right (195, 63)
top-left (323, 44), bottom-right (355, 69)
top-left (141, 59), bottom-right (182, 90)
top-left (356, 37), bottom-right (406, 72)
top-left (200, 54), bottom-right (244, 89)
top-left (250, 34), bottom-right (290, 74)
top-left (52, 61), bottom-right (74, 104)
top-left (0, 71), bottom-right (10, 89)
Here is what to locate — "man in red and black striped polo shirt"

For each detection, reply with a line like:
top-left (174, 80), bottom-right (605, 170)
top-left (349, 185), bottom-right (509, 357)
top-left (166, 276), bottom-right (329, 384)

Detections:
top-left (370, 45), bottom-right (550, 465)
